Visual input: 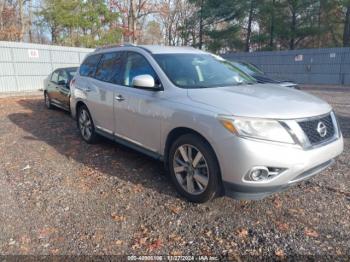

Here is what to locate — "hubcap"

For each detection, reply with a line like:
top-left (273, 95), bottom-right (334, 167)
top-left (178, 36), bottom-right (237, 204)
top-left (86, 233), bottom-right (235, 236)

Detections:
top-left (173, 144), bottom-right (209, 195)
top-left (79, 109), bottom-right (92, 140)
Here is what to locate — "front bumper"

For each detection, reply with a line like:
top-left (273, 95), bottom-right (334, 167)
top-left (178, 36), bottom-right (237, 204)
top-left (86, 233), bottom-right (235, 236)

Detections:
top-left (215, 135), bottom-right (343, 200)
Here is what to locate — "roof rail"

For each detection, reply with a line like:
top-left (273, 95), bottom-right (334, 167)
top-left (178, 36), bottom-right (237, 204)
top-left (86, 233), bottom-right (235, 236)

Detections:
top-left (95, 43), bottom-right (136, 52)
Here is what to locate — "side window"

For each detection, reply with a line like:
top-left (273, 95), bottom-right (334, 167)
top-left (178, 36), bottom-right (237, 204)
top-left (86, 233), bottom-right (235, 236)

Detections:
top-left (95, 52), bottom-right (124, 84)
top-left (58, 70), bottom-right (69, 85)
top-left (79, 54), bottom-right (102, 77)
top-left (51, 71), bottom-right (59, 83)
top-left (123, 52), bottom-right (157, 87)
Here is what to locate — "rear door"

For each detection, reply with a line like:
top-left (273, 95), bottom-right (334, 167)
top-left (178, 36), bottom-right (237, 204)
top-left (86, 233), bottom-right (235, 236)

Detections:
top-left (90, 51), bottom-right (125, 133)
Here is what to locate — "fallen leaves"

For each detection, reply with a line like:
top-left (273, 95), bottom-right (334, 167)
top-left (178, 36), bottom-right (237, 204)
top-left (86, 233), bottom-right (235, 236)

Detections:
top-left (236, 228), bottom-right (248, 239)
top-left (50, 248), bottom-right (60, 255)
top-left (275, 249), bottom-right (285, 258)
top-left (169, 205), bottom-right (182, 215)
top-left (170, 250), bottom-right (182, 256)
top-left (133, 184), bottom-right (143, 193)
top-left (168, 233), bottom-right (182, 242)
top-left (131, 224), bottom-right (163, 251)
top-left (304, 228), bottom-right (319, 238)
top-left (148, 239), bottom-right (163, 251)
top-left (132, 237), bottom-right (163, 251)
top-left (115, 240), bottom-right (124, 246)
top-left (37, 227), bottom-right (57, 239)
top-left (275, 222), bottom-right (290, 232)
top-left (273, 197), bottom-right (282, 209)
top-left (111, 213), bottom-right (126, 222)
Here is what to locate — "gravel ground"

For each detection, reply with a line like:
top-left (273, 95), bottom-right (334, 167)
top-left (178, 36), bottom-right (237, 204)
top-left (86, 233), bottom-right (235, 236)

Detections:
top-left (0, 89), bottom-right (349, 260)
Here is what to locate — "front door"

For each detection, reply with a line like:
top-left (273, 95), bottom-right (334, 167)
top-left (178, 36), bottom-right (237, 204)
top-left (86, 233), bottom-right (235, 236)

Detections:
top-left (47, 70), bottom-right (60, 103)
top-left (56, 70), bottom-right (70, 110)
top-left (113, 52), bottom-right (162, 154)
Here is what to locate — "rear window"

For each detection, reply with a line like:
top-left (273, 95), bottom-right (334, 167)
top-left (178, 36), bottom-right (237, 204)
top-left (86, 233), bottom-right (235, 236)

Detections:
top-left (79, 54), bottom-right (102, 77)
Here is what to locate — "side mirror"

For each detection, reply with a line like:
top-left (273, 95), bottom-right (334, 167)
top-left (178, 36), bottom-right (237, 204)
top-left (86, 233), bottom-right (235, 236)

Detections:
top-left (132, 75), bottom-right (158, 90)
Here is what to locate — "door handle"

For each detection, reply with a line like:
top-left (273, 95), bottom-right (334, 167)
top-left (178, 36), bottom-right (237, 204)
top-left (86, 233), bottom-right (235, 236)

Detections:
top-left (115, 95), bottom-right (125, 102)
top-left (84, 87), bottom-right (91, 92)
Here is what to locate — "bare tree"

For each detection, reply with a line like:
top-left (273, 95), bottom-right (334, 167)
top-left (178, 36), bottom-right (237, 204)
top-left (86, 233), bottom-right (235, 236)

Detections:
top-left (109, 0), bottom-right (157, 43)
top-left (155, 0), bottom-right (197, 46)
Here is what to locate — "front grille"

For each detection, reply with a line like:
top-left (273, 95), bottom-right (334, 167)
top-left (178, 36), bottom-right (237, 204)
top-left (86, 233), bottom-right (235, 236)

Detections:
top-left (298, 114), bottom-right (335, 146)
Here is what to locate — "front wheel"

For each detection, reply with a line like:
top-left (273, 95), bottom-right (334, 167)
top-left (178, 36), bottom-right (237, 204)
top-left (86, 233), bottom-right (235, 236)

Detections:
top-left (168, 134), bottom-right (221, 203)
top-left (77, 105), bottom-right (98, 144)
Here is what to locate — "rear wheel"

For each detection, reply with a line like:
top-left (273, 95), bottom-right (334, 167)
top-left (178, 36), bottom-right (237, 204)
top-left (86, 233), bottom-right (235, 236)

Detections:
top-left (77, 105), bottom-right (98, 144)
top-left (168, 134), bottom-right (221, 203)
top-left (44, 92), bottom-right (53, 109)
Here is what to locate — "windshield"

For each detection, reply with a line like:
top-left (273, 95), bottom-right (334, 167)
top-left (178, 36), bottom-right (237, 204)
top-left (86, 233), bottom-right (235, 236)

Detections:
top-left (231, 61), bottom-right (265, 76)
top-left (154, 53), bottom-right (256, 89)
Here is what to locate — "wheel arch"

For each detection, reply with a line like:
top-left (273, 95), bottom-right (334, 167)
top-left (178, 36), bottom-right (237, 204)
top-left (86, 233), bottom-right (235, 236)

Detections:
top-left (75, 100), bottom-right (87, 115)
top-left (164, 127), bottom-right (223, 188)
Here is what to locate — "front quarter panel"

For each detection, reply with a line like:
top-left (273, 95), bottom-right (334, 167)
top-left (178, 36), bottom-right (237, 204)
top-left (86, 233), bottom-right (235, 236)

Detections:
top-left (160, 97), bottom-right (232, 160)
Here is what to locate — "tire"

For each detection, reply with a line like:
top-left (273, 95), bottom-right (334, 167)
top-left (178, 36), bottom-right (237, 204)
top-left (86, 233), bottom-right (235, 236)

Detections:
top-left (44, 92), bottom-right (53, 109)
top-left (77, 105), bottom-right (98, 144)
top-left (168, 134), bottom-right (221, 203)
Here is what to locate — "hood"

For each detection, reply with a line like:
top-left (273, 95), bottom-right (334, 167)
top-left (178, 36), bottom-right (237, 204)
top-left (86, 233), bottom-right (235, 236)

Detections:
top-left (188, 84), bottom-right (331, 119)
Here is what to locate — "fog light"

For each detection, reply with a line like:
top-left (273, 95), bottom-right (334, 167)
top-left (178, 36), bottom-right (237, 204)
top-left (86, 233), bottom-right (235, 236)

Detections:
top-left (249, 167), bottom-right (269, 181)
top-left (244, 166), bottom-right (286, 182)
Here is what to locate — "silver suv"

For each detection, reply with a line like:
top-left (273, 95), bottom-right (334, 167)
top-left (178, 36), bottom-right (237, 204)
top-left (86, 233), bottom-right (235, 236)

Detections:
top-left (70, 45), bottom-right (343, 203)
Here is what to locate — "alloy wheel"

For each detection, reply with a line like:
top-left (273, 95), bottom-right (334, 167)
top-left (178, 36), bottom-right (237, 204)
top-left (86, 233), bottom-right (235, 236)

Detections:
top-left (79, 109), bottom-right (92, 140)
top-left (173, 144), bottom-right (210, 195)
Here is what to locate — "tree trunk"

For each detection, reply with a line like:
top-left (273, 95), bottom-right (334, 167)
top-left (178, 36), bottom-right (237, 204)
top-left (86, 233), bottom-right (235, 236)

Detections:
top-left (0, 1), bottom-right (5, 32)
top-left (245, 0), bottom-right (254, 52)
top-left (127, 0), bottom-right (134, 43)
top-left (28, 0), bottom-right (33, 42)
top-left (18, 0), bottom-right (24, 41)
top-left (290, 10), bottom-right (296, 50)
top-left (317, 0), bottom-right (322, 48)
top-left (51, 28), bottom-right (56, 44)
top-left (343, 4), bottom-right (350, 47)
top-left (198, 0), bottom-right (203, 49)
top-left (269, 0), bottom-right (275, 49)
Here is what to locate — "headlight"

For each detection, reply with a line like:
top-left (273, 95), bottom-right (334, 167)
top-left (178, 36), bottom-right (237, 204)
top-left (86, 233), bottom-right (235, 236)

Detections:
top-left (218, 116), bottom-right (295, 144)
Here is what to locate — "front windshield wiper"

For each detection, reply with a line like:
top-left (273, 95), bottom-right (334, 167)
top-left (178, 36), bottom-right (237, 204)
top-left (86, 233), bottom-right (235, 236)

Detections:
top-left (189, 83), bottom-right (255, 88)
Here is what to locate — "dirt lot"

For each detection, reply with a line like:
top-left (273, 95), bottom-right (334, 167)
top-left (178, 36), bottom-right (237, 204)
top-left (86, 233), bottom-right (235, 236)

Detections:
top-left (0, 88), bottom-right (349, 259)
